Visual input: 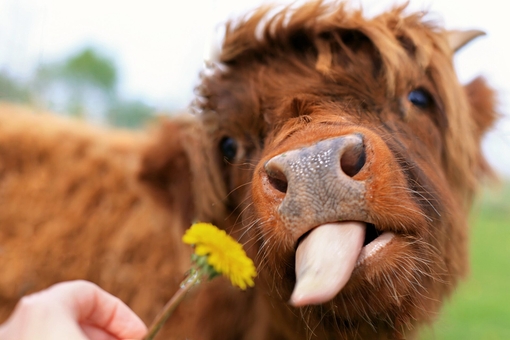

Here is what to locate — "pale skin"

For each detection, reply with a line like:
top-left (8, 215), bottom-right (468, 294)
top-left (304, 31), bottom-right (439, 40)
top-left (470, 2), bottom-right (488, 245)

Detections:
top-left (0, 280), bottom-right (147, 340)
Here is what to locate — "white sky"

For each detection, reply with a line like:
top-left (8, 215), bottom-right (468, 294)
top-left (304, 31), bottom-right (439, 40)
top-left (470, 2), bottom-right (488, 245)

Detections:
top-left (0, 0), bottom-right (509, 177)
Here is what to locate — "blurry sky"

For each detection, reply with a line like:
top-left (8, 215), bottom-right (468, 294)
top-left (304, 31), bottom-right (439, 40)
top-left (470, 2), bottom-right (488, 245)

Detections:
top-left (0, 0), bottom-right (509, 177)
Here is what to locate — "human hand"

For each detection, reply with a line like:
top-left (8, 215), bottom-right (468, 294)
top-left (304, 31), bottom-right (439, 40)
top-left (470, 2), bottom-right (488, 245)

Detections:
top-left (0, 280), bottom-right (147, 340)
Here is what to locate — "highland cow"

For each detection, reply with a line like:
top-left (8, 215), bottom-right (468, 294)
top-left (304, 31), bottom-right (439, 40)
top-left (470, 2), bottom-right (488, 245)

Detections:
top-left (0, 2), bottom-right (498, 339)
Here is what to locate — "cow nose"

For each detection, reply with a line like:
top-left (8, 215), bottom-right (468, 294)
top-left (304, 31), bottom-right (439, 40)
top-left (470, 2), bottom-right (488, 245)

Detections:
top-left (263, 134), bottom-right (367, 228)
top-left (264, 134), bottom-right (366, 193)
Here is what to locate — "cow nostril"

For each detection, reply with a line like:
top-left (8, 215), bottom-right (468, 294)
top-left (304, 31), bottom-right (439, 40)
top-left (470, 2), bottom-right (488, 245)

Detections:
top-left (340, 143), bottom-right (366, 177)
top-left (266, 167), bottom-right (288, 194)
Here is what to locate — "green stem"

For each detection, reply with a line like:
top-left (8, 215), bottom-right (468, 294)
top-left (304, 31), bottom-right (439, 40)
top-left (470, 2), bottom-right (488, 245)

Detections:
top-left (143, 271), bottom-right (200, 340)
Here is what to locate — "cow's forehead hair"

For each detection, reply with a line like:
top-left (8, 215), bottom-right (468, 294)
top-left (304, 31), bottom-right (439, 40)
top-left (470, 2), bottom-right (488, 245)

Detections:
top-left (218, 2), bottom-right (448, 94)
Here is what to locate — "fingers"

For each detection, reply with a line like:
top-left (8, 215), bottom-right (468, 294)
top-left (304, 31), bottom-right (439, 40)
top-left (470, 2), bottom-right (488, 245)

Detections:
top-left (81, 324), bottom-right (120, 340)
top-left (0, 291), bottom-right (89, 340)
top-left (48, 280), bottom-right (148, 339)
top-left (0, 280), bottom-right (147, 340)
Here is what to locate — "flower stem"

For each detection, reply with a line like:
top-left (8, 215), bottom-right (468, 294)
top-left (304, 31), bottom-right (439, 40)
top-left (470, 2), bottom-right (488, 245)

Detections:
top-left (143, 271), bottom-right (200, 340)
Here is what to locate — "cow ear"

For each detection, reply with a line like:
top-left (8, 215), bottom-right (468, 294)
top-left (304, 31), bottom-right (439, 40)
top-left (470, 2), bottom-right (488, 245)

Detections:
top-left (138, 116), bottom-right (197, 223)
top-left (464, 77), bottom-right (499, 176)
top-left (465, 77), bottom-right (498, 138)
top-left (138, 115), bottom-right (228, 226)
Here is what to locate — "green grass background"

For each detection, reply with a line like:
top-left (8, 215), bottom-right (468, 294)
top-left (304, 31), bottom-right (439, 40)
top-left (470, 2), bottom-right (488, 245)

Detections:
top-left (421, 183), bottom-right (510, 339)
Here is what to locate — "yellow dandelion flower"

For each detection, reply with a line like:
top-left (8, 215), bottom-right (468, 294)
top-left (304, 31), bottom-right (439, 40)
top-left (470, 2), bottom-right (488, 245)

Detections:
top-left (182, 222), bottom-right (257, 290)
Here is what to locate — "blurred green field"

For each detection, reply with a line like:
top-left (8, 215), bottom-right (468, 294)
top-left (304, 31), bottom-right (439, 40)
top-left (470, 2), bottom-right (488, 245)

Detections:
top-left (421, 182), bottom-right (510, 339)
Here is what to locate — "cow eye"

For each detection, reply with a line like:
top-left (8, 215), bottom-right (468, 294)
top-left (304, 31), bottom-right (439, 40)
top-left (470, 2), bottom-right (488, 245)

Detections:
top-left (408, 89), bottom-right (432, 108)
top-left (219, 137), bottom-right (238, 161)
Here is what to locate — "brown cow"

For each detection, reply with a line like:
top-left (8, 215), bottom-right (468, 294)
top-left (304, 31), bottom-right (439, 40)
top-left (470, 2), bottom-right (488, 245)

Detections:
top-left (0, 2), bottom-right (498, 339)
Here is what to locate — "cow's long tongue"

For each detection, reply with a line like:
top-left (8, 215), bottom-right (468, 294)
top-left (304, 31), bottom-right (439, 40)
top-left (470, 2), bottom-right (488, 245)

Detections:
top-left (290, 221), bottom-right (366, 307)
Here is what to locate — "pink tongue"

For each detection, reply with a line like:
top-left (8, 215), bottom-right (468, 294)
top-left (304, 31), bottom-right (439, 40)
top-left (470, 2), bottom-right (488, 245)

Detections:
top-left (290, 222), bottom-right (366, 306)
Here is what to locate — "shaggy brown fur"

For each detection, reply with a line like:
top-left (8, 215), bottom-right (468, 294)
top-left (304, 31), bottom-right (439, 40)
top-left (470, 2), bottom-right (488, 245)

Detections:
top-left (0, 104), bottom-right (264, 339)
top-left (0, 103), bottom-right (190, 324)
top-left (0, 2), bottom-right (498, 339)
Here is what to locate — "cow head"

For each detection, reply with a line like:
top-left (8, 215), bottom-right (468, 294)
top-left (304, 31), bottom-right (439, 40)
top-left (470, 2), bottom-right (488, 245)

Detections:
top-left (141, 2), bottom-right (498, 339)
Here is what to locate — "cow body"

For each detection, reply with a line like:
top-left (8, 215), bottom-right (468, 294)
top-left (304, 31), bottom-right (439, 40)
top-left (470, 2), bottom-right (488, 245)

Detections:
top-left (0, 103), bottom-right (189, 323)
top-left (0, 2), bottom-right (497, 339)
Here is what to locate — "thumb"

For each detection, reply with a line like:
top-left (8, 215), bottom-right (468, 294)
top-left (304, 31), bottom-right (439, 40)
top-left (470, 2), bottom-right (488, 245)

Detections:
top-left (50, 280), bottom-right (147, 339)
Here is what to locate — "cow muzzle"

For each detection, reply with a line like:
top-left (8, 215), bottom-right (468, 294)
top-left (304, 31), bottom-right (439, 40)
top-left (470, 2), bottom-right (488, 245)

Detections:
top-left (260, 134), bottom-right (394, 306)
top-left (263, 134), bottom-right (368, 235)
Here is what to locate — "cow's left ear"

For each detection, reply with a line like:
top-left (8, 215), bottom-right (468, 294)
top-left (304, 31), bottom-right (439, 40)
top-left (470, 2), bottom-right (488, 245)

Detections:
top-left (465, 77), bottom-right (498, 137)
top-left (464, 77), bottom-right (499, 176)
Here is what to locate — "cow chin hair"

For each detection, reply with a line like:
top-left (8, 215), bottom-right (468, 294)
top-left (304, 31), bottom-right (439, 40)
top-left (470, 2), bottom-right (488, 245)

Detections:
top-left (246, 199), bottom-right (451, 336)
